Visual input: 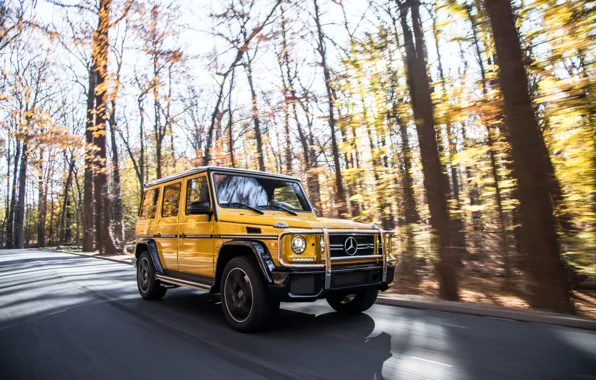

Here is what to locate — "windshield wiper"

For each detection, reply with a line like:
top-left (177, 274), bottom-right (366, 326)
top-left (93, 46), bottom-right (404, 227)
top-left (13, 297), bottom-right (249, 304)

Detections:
top-left (220, 202), bottom-right (264, 215)
top-left (258, 204), bottom-right (298, 216)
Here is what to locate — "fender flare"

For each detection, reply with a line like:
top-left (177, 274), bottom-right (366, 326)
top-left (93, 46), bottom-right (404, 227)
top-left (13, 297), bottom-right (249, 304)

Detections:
top-left (217, 240), bottom-right (274, 284)
top-left (134, 240), bottom-right (164, 274)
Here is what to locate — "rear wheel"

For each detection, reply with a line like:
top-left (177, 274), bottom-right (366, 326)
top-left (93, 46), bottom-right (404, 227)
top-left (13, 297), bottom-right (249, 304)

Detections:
top-left (137, 251), bottom-right (167, 300)
top-left (221, 256), bottom-right (278, 332)
top-left (326, 288), bottom-right (378, 314)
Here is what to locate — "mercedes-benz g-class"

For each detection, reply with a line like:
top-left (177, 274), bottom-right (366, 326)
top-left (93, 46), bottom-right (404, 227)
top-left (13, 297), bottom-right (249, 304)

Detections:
top-left (134, 167), bottom-right (395, 331)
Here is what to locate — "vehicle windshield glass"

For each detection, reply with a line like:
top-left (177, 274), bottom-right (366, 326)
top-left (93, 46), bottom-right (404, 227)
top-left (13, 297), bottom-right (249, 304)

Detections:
top-left (213, 173), bottom-right (311, 212)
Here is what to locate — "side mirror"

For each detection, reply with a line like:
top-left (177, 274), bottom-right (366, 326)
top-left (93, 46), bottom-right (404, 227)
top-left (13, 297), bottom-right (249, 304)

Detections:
top-left (189, 200), bottom-right (212, 215)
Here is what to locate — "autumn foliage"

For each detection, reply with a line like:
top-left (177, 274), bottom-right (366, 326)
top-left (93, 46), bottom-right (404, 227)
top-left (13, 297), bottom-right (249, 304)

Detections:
top-left (1, 0), bottom-right (595, 314)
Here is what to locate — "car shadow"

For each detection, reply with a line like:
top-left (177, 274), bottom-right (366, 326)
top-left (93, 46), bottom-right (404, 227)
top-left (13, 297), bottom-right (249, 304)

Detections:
top-left (154, 290), bottom-right (393, 379)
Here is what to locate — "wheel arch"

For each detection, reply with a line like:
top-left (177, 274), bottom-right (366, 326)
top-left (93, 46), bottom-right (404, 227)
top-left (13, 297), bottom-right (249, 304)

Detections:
top-left (213, 240), bottom-right (274, 292)
top-left (134, 240), bottom-right (164, 274)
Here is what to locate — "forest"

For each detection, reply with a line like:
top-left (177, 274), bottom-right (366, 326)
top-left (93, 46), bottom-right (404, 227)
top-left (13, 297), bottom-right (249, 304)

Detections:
top-left (0, 0), bottom-right (595, 315)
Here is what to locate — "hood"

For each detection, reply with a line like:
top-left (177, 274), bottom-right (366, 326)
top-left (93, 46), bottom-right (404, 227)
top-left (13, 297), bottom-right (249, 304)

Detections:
top-left (218, 213), bottom-right (374, 230)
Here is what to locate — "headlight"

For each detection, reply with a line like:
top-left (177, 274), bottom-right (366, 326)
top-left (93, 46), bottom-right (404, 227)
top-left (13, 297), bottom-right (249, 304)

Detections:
top-left (291, 235), bottom-right (307, 254)
top-left (319, 235), bottom-right (325, 253)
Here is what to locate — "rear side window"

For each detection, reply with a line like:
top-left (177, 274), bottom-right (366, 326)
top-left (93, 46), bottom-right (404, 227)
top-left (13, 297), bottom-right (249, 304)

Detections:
top-left (140, 188), bottom-right (160, 219)
top-left (186, 176), bottom-right (210, 214)
top-left (162, 182), bottom-right (181, 218)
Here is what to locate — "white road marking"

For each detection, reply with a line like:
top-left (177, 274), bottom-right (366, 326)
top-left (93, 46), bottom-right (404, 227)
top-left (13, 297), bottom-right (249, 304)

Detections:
top-left (439, 323), bottom-right (467, 329)
top-left (409, 356), bottom-right (453, 368)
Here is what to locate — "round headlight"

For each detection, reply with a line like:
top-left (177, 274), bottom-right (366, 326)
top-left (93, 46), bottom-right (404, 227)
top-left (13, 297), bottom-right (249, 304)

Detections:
top-left (319, 236), bottom-right (325, 253)
top-left (291, 235), bottom-right (307, 254)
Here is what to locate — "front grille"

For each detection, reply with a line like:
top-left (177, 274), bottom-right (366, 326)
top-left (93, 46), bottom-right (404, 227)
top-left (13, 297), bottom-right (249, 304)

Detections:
top-left (329, 234), bottom-right (376, 258)
top-left (331, 269), bottom-right (381, 288)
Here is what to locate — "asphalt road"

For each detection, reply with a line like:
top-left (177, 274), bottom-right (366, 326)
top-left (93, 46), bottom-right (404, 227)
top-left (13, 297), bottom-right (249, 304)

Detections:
top-left (1, 249), bottom-right (595, 380)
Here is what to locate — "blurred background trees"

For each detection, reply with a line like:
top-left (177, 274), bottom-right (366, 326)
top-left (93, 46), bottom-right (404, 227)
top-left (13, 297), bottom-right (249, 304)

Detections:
top-left (1, 0), bottom-right (595, 314)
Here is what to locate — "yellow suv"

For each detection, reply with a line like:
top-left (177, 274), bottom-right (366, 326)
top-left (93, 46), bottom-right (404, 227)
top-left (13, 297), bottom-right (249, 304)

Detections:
top-left (134, 167), bottom-right (395, 331)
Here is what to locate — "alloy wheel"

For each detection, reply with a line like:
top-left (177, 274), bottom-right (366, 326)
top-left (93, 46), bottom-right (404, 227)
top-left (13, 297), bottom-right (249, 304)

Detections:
top-left (223, 268), bottom-right (254, 323)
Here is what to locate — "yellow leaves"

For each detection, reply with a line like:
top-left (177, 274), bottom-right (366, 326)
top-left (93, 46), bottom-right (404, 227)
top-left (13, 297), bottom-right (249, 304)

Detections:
top-left (349, 193), bottom-right (364, 203)
top-left (453, 145), bottom-right (488, 166)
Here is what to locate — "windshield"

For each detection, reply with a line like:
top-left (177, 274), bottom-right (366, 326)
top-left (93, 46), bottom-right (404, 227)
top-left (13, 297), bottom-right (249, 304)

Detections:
top-left (213, 173), bottom-right (312, 212)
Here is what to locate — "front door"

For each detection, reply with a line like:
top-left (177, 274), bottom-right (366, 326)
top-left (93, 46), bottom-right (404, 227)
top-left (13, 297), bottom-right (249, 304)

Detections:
top-left (177, 174), bottom-right (215, 278)
top-left (154, 182), bottom-right (181, 271)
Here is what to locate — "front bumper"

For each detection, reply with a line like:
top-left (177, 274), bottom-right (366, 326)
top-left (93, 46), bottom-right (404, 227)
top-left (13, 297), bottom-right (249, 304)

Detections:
top-left (271, 228), bottom-right (395, 301)
top-left (268, 264), bottom-right (395, 302)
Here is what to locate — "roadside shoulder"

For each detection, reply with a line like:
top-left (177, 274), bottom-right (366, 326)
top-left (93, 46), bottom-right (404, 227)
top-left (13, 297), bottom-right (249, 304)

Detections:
top-left (377, 293), bottom-right (596, 331)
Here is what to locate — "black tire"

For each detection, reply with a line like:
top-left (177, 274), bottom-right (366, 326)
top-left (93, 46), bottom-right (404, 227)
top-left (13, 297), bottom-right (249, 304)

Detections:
top-left (220, 256), bottom-right (278, 332)
top-left (326, 288), bottom-right (378, 314)
top-left (137, 251), bottom-right (167, 300)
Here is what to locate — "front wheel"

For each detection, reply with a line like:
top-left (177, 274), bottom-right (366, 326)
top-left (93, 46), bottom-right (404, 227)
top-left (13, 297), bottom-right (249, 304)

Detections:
top-left (221, 256), bottom-right (278, 332)
top-left (326, 288), bottom-right (378, 314)
top-left (137, 251), bottom-right (167, 300)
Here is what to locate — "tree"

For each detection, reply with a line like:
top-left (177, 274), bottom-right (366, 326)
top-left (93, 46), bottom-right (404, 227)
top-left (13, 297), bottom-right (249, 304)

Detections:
top-left (313, 0), bottom-right (348, 217)
top-left (107, 23), bottom-right (128, 246)
top-left (242, 24), bottom-right (266, 172)
top-left (484, 0), bottom-right (572, 313)
top-left (91, 0), bottom-right (119, 254)
top-left (398, 0), bottom-right (459, 300)
top-left (204, 0), bottom-right (282, 166)
top-left (82, 61), bottom-right (96, 252)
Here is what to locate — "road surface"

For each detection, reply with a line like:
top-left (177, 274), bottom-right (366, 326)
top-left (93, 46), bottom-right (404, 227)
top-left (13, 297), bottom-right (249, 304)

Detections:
top-left (1, 249), bottom-right (595, 380)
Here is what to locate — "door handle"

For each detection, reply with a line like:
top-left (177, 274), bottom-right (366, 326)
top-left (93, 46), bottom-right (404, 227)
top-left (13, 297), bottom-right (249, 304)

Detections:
top-left (180, 233), bottom-right (186, 238)
top-left (154, 233), bottom-right (161, 238)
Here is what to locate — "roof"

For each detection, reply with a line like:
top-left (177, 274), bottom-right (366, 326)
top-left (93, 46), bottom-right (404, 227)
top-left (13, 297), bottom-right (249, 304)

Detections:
top-left (144, 166), bottom-right (300, 188)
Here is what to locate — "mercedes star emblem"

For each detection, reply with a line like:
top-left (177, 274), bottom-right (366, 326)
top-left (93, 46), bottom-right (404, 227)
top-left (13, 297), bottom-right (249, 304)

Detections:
top-left (344, 236), bottom-right (358, 256)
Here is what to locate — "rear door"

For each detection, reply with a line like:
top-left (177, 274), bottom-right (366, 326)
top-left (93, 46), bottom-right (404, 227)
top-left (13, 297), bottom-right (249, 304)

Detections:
top-left (177, 174), bottom-right (215, 278)
top-left (154, 182), bottom-right (181, 271)
top-left (136, 187), bottom-right (160, 240)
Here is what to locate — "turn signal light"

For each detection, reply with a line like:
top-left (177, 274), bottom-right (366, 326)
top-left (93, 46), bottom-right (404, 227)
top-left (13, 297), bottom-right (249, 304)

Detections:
top-left (292, 257), bottom-right (314, 262)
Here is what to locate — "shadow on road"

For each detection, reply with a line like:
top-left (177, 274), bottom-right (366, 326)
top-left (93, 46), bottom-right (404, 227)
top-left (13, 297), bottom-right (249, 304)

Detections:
top-left (153, 290), bottom-right (393, 379)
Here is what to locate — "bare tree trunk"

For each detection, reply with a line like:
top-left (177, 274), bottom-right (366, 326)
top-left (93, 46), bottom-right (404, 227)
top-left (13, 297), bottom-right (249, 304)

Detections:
top-left (74, 167), bottom-right (82, 247)
top-left (465, 2), bottom-right (512, 286)
top-left (244, 52), bottom-right (266, 172)
top-left (6, 139), bottom-right (20, 249)
top-left (47, 180), bottom-right (55, 245)
top-left (278, 9), bottom-right (293, 173)
top-left (59, 152), bottom-right (75, 246)
top-left (37, 149), bottom-right (46, 247)
top-left (92, 0), bottom-right (119, 255)
top-left (399, 0), bottom-right (459, 300)
top-left (108, 27), bottom-right (126, 246)
top-left (313, 0), bottom-right (347, 216)
top-left (485, 0), bottom-right (572, 313)
top-left (1, 139), bottom-right (11, 248)
top-left (14, 140), bottom-right (28, 249)
top-left (282, 11), bottom-right (321, 209)
top-left (109, 99), bottom-right (124, 246)
top-left (399, 116), bottom-right (420, 281)
top-left (388, 5), bottom-right (420, 280)
top-left (429, 11), bottom-right (468, 260)
top-left (83, 64), bottom-right (96, 252)
top-left (204, 82), bottom-right (225, 166)
top-left (227, 68), bottom-right (236, 167)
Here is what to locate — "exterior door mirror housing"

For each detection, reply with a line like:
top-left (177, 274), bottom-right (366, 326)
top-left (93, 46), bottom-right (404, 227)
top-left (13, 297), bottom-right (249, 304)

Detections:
top-left (189, 200), bottom-right (212, 215)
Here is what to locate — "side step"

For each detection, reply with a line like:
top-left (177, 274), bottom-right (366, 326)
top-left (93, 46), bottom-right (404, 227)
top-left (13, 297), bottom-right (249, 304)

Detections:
top-left (155, 274), bottom-right (212, 291)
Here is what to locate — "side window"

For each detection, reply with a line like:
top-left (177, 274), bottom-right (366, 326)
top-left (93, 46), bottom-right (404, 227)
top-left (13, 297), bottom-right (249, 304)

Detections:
top-left (162, 183), bottom-right (181, 218)
top-left (140, 188), bottom-right (160, 219)
top-left (186, 176), bottom-right (210, 214)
